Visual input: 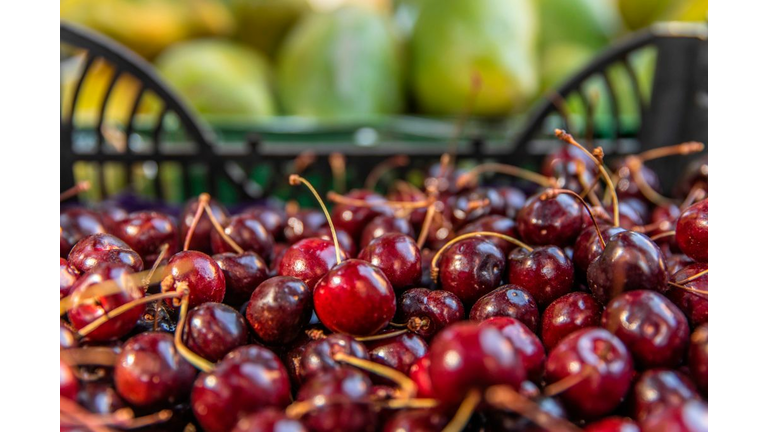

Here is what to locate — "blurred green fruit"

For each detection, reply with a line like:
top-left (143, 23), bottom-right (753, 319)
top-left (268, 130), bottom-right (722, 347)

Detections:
top-left (276, 5), bottom-right (404, 120)
top-left (155, 39), bottom-right (276, 120)
top-left (538, 0), bottom-right (622, 51)
top-left (409, 0), bottom-right (538, 116)
top-left (230, 0), bottom-right (311, 58)
top-left (539, 43), bottom-right (596, 92)
top-left (618, 0), bottom-right (707, 31)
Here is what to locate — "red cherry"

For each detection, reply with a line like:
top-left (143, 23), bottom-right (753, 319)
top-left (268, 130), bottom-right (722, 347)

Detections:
top-left (60, 359), bottom-right (79, 400)
top-left (358, 233), bottom-right (421, 291)
top-left (366, 331), bottom-right (428, 379)
top-left (68, 233), bottom-right (143, 274)
top-left (278, 238), bottom-right (343, 289)
top-left (516, 193), bottom-right (584, 247)
top-left (317, 226), bottom-right (358, 258)
top-left (246, 276), bottom-right (313, 345)
top-left (60, 322), bottom-right (78, 349)
top-left (382, 409), bottom-right (446, 432)
top-left (584, 417), bottom-right (640, 432)
top-left (408, 356), bottom-right (435, 398)
top-left (458, 215), bottom-right (518, 254)
top-left (241, 206), bottom-right (287, 241)
top-left (213, 251), bottom-right (269, 306)
top-left (396, 288), bottom-right (465, 338)
top-left (112, 211), bottom-right (179, 264)
top-left (60, 258), bottom-right (79, 299)
top-left (667, 263), bottom-right (708, 327)
top-left (541, 292), bottom-right (603, 352)
top-left (60, 207), bottom-right (106, 251)
top-left (469, 285), bottom-right (539, 333)
top-left (630, 369), bottom-right (701, 422)
top-left (507, 245), bottom-right (575, 308)
top-left (183, 302), bottom-right (248, 362)
top-left (211, 214), bottom-right (275, 263)
top-left (299, 333), bottom-right (369, 382)
top-left (284, 209), bottom-right (327, 244)
top-left (360, 215), bottom-right (414, 249)
top-left (573, 225), bottom-right (626, 280)
top-left (639, 400), bottom-right (708, 432)
top-left (330, 189), bottom-right (393, 240)
top-left (480, 316), bottom-right (546, 381)
top-left (295, 367), bottom-right (376, 432)
top-left (232, 408), bottom-right (308, 432)
top-left (675, 198), bottom-right (707, 262)
top-left (436, 237), bottom-right (505, 305)
top-left (162, 251), bottom-right (226, 308)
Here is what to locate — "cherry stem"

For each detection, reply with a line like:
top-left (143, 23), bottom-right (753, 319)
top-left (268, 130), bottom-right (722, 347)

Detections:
top-left (327, 191), bottom-right (435, 210)
top-left (376, 398), bottom-right (440, 409)
top-left (60, 397), bottom-right (173, 431)
top-left (636, 141), bottom-right (705, 163)
top-left (60, 266), bottom-right (169, 315)
top-left (678, 269), bottom-right (708, 285)
top-left (431, 231), bottom-right (532, 283)
top-left (416, 185), bottom-right (439, 249)
top-left (682, 184), bottom-right (707, 209)
top-left (668, 281), bottom-right (708, 298)
top-left (632, 219), bottom-right (673, 234)
top-left (333, 352), bottom-right (416, 399)
top-left (649, 230), bottom-right (676, 241)
top-left (555, 129), bottom-right (620, 227)
top-left (441, 388), bottom-right (482, 432)
top-left (354, 328), bottom-right (410, 342)
top-left (388, 321), bottom-right (408, 328)
top-left (60, 181), bottom-right (91, 202)
top-left (60, 397), bottom-right (117, 432)
top-left (575, 160), bottom-right (602, 208)
top-left (542, 368), bottom-right (592, 397)
top-left (625, 156), bottom-right (671, 207)
top-left (485, 386), bottom-right (583, 432)
top-left (407, 316), bottom-right (431, 334)
top-left (364, 155), bottom-right (410, 190)
top-left (183, 193), bottom-right (210, 251)
top-left (60, 347), bottom-right (117, 367)
top-left (204, 201), bottom-right (244, 254)
top-left (548, 189), bottom-right (606, 249)
top-left (330, 152), bottom-right (346, 193)
top-left (76, 291), bottom-right (181, 338)
top-left (285, 396), bottom-right (350, 419)
top-left (456, 163), bottom-right (557, 189)
top-left (174, 288), bottom-right (215, 372)
top-left (289, 174), bottom-right (342, 265)
top-left (143, 243), bottom-right (169, 287)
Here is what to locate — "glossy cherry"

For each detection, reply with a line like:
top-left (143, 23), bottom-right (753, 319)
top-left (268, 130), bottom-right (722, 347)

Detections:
top-left (689, 323), bottom-right (708, 394)
top-left (544, 328), bottom-right (634, 419)
top-left (313, 259), bottom-right (396, 336)
top-left (68, 233), bottom-right (143, 274)
top-left (77, 382), bottom-right (127, 415)
top-left (60, 258), bottom-right (79, 298)
top-left (162, 250), bottom-right (226, 308)
top-left (180, 196), bottom-right (230, 253)
top-left (232, 408), bottom-right (308, 432)
top-left (541, 145), bottom-right (596, 192)
top-left (60, 359), bottom-right (79, 400)
top-left (60, 207), bottom-right (106, 251)
top-left (242, 206), bottom-right (287, 241)
top-left (614, 160), bottom-right (661, 202)
top-left (675, 198), bottom-right (708, 263)
top-left (284, 209), bottom-right (327, 244)
top-left (516, 192), bottom-right (584, 247)
top-left (507, 245), bottom-right (575, 308)
top-left (639, 399), bottom-right (708, 432)
top-left (480, 317), bottom-right (546, 381)
top-left (213, 251), bottom-right (269, 306)
top-left (573, 225), bottom-right (626, 280)
top-left (360, 215), bottom-right (414, 249)
top-left (358, 233), bottom-right (421, 291)
top-left (584, 417), bottom-right (640, 432)
top-left (246, 276), bottom-right (313, 345)
top-left (458, 215), bottom-right (518, 254)
top-left (446, 188), bottom-right (495, 227)
top-left (498, 186), bottom-right (528, 219)
top-left (408, 356), bottom-right (435, 398)
top-left (114, 332), bottom-right (196, 407)
top-left (113, 211), bottom-right (179, 264)
top-left (469, 285), bottom-right (539, 332)
top-left (602, 290), bottom-right (689, 369)
top-left (396, 288), bottom-right (465, 338)
top-left (183, 302), bottom-right (248, 362)
top-left (436, 237), bottom-right (505, 305)
top-left (366, 332), bottom-right (428, 379)
top-left (60, 322), bottom-right (78, 349)
top-left (191, 345), bottom-right (292, 432)
top-left (382, 409), bottom-right (446, 432)
top-left (300, 333), bottom-right (370, 381)
top-left (278, 238), bottom-right (343, 289)
top-left (541, 292), bottom-right (603, 352)
top-left (331, 189), bottom-right (393, 240)
top-left (211, 214), bottom-right (275, 263)
top-left (295, 367), bottom-right (376, 432)
top-left (630, 369), bottom-right (701, 422)
top-left (317, 226), bottom-right (357, 258)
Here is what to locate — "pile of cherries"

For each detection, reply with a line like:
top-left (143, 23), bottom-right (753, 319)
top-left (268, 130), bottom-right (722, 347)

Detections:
top-left (60, 130), bottom-right (708, 432)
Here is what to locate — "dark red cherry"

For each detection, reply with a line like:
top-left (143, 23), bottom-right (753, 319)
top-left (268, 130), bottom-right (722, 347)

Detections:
top-left (480, 317), bottom-right (545, 381)
top-left (666, 253), bottom-right (695, 276)
top-left (77, 382), bottom-right (127, 415)
top-left (542, 145), bottom-right (596, 191)
top-left (419, 249), bottom-right (437, 289)
top-left (584, 417), bottom-right (640, 432)
top-left (446, 188), bottom-right (494, 226)
top-left (367, 332), bottom-right (428, 378)
top-left (614, 160), bottom-right (661, 202)
top-left (113, 211), bottom-right (179, 264)
top-left (296, 367), bottom-right (376, 432)
top-left (429, 322), bottom-right (526, 404)
top-left (213, 251), bottom-right (269, 306)
top-left (544, 328), bottom-right (634, 418)
top-left (331, 189), bottom-right (394, 240)
top-left (572, 225), bottom-right (626, 280)
top-left (630, 369), bottom-right (701, 422)
top-left (60, 258), bottom-right (79, 298)
top-left (606, 202), bottom-right (644, 230)
top-left (314, 259), bottom-right (396, 336)
top-left (639, 399), bottom-right (707, 432)
top-left (60, 207), bottom-right (106, 249)
top-left (232, 408), bottom-right (308, 432)
top-left (162, 250), bottom-right (226, 308)
top-left (183, 302), bottom-right (248, 362)
top-left (60, 322), bottom-right (78, 349)
top-left (436, 237), bottom-right (505, 305)
top-left (469, 285), bottom-right (539, 332)
top-left (458, 215), bottom-right (518, 254)
top-left (242, 206), bottom-right (287, 241)
top-left (94, 201), bottom-right (129, 232)
top-left (60, 359), bottom-right (79, 400)
top-left (211, 214), bottom-right (275, 263)
top-left (278, 238), bottom-right (344, 289)
top-left (300, 333), bottom-right (370, 381)
top-left (498, 186), bottom-right (528, 219)
top-left (541, 292), bottom-right (603, 352)
top-left (360, 215), bottom-right (414, 249)
top-left (358, 233), bottom-right (421, 291)
top-left (675, 198), bottom-right (708, 262)
top-left (516, 192), bottom-right (584, 247)
top-left (409, 356), bottom-right (435, 398)
top-left (68, 263), bottom-right (144, 341)
top-left (689, 323), bottom-right (707, 394)
top-left (382, 409), bottom-right (447, 432)
top-left (247, 276), bottom-right (313, 345)
top-left (666, 263), bottom-right (708, 327)
top-left (623, 197), bottom-right (650, 223)
top-left (192, 345), bottom-right (292, 432)
top-left (317, 226), bottom-right (357, 258)
top-left (180, 197), bottom-right (230, 253)
top-left (285, 209), bottom-right (327, 244)
top-left (587, 230), bottom-right (668, 304)
top-left (68, 233), bottom-right (143, 274)
top-left (602, 290), bottom-right (689, 369)
top-left (114, 332), bottom-right (196, 407)
top-left (507, 245), bottom-right (575, 308)
top-left (396, 288), bottom-right (464, 338)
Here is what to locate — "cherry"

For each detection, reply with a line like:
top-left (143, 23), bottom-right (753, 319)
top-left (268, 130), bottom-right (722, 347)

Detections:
top-left (68, 263), bottom-right (144, 341)
top-left (278, 238), bottom-right (343, 289)
top-left (396, 288), bottom-right (465, 338)
top-left (541, 145), bottom-right (596, 192)
top-left (183, 302), bottom-right (248, 362)
top-left (113, 211), bottom-right (179, 264)
top-left (434, 237), bottom-right (505, 305)
top-left (300, 333), bottom-right (370, 381)
top-left (282, 327), bottom-right (326, 389)
top-left (480, 317), bottom-right (546, 381)
top-left (232, 408), bottom-right (308, 432)
top-left (60, 359), bottom-right (79, 400)
top-left (639, 400), bottom-right (708, 432)
top-left (114, 332), bottom-right (197, 407)
top-left (317, 226), bottom-right (357, 258)
top-left (675, 198), bottom-right (708, 262)
top-left (507, 245), bottom-right (575, 308)
top-left (60, 258), bottom-right (79, 298)
top-left (587, 230), bottom-right (668, 304)
top-left (382, 409), bottom-right (446, 432)
top-left (294, 367), bottom-right (377, 432)
top-left (666, 253), bottom-right (695, 277)
top-left (602, 290), bottom-right (689, 369)
top-left (162, 250), bottom-right (226, 308)
top-left (458, 215), bottom-right (518, 254)
top-left (516, 192), bottom-right (584, 247)
top-left (366, 332), bottom-right (428, 379)
top-left (77, 382), bottom-right (127, 415)
top-left (544, 328), bottom-right (634, 419)
top-left (572, 225), bottom-right (626, 280)
top-left (358, 233), bottom-right (421, 291)
top-left (498, 186), bottom-right (528, 218)
top-left (614, 160), bottom-right (661, 202)
top-left (446, 188), bottom-right (494, 226)
top-left (60, 207), bottom-right (106, 250)
top-left (60, 322), bottom-right (78, 349)
top-left (331, 189), bottom-right (393, 240)
top-left (360, 215), bottom-right (414, 249)
top-left (409, 356), bottom-right (435, 398)
top-left (541, 292), bottom-right (603, 352)
top-left (387, 182), bottom-right (429, 227)
top-left (191, 345), bottom-right (292, 432)
top-left (68, 233), bottom-right (143, 274)
top-left (284, 209), bottom-right (327, 244)
top-left (242, 206), bottom-right (287, 241)
top-left (469, 285), bottom-right (539, 333)
top-left (314, 259), bottom-right (396, 336)
top-left (606, 202), bottom-right (644, 230)
top-left (180, 196), bottom-right (230, 253)
top-left (213, 251), bottom-right (269, 306)
top-left (211, 214), bottom-right (275, 263)
top-left (584, 417), bottom-right (640, 432)
top-left (419, 249), bottom-right (437, 289)
top-left (94, 200), bottom-right (129, 232)
top-left (667, 263), bottom-right (708, 327)
top-left (630, 369), bottom-right (700, 422)
top-left (246, 276), bottom-right (313, 345)
top-left (689, 323), bottom-right (708, 394)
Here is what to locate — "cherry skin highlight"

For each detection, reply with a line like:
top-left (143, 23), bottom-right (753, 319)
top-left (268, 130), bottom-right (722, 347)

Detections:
top-left (584, 417), bottom-right (640, 432)
top-left (469, 285), bottom-right (540, 333)
top-left (358, 233), bottom-right (421, 291)
top-left (60, 258), bottom-right (79, 298)
top-left (232, 408), bottom-right (308, 432)
top-left (246, 276), bottom-right (313, 345)
top-left (68, 233), bottom-right (143, 274)
top-left (295, 367), bottom-right (376, 432)
top-left (278, 238), bottom-right (344, 289)
top-left (213, 251), bottom-right (269, 306)
top-left (60, 359), bottom-right (79, 400)
top-left (162, 250), bottom-right (226, 308)
top-left (211, 214), bottom-right (275, 263)
top-left (516, 192), bottom-right (584, 247)
top-left (183, 302), bottom-right (248, 362)
top-left (299, 333), bottom-right (370, 382)
top-left (541, 292), bottom-right (603, 352)
top-left (675, 198), bottom-right (708, 262)
top-left (284, 209), bottom-right (327, 244)
top-left (458, 215), bottom-right (518, 254)
top-left (360, 215), bottom-right (414, 249)
top-left (480, 316), bottom-right (546, 381)
top-left (507, 245), bottom-right (575, 308)
top-left (366, 331), bottom-right (428, 381)
top-left (436, 237), bottom-right (505, 305)
top-left (630, 369), bottom-right (701, 422)
top-left (639, 400), bottom-right (708, 432)
top-left (113, 211), bottom-right (179, 264)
